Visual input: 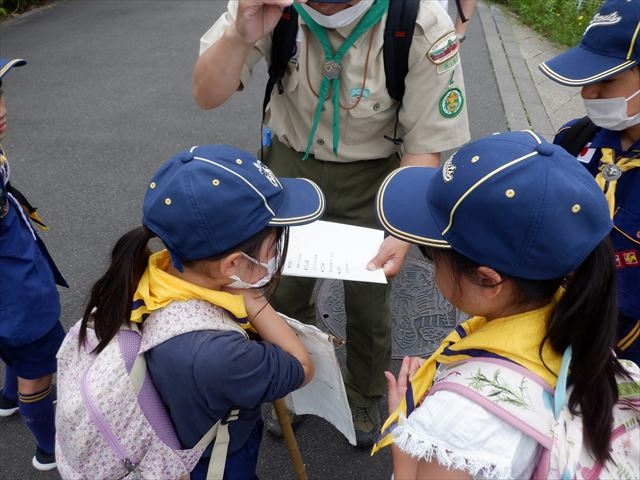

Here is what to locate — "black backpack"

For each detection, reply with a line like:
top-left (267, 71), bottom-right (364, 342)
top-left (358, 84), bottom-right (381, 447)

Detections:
top-left (557, 116), bottom-right (599, 156)
top-left (262, 0), bottom-right (420, 145)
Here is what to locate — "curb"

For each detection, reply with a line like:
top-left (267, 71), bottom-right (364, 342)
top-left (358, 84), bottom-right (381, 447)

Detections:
top-left (477, 1), bottom-right (555, 139)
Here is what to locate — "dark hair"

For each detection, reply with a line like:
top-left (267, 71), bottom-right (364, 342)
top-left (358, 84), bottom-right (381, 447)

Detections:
top-left (79, 225), bottom-right (288, 353)
top-left (420, 239), bottom-right (624, 463)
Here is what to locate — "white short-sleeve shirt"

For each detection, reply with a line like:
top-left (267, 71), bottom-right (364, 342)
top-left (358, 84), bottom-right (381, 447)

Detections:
top-left (393, 389), bottom-right (542, 479)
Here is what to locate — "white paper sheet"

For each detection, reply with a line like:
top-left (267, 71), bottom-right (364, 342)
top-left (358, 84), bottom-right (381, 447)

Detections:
top-left (280, 314), bottom-right (356, 445)
top-left (283, 221), bottom-right (387, 284)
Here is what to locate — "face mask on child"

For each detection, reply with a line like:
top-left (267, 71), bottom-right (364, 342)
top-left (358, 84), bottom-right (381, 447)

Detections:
top-left (584, 89), bottom-right (640, 131)
top-left (227, 252), bottom-right (278, 289)
top-left (301, 1), bottom-right (373, 29)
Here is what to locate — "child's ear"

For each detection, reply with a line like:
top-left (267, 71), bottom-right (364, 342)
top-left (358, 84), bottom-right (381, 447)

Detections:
top-left (219, 252), bottom-right (243, 277)
top-left (476, 266), bottom-right (504, 295)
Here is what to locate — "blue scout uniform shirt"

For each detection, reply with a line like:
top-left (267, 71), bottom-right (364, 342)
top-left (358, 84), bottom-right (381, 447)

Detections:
top-left (146, 329), bottom-right (304, 479)
top-left (0, 148), bottom-right (65, 345)
top-left (554, 121), bottom-right (640, 319)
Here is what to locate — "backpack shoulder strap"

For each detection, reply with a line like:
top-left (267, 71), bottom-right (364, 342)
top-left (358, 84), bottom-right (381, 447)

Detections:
top-left (383, 0), bottom-right (419, 102)
top-left (139, 299), bottom-right (249, 353)
top-left (429, 358), bottom-right (555, 449)
top-left (263, 6), bottom-right (299, 117)
top-left (193, 409), bottom-right (240, 480)
top-left (557, 116), bottom-right (599, 157)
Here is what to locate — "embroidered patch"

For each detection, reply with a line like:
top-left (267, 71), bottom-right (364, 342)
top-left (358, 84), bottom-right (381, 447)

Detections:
top-left (442, 154), bottom-right (456, 183)
top-left (576, 143), bottom-right (596, 164)
top-left (428, 31), bottom-right (459, 65)
top-left (437, 54), bottom-right (460, 75)
top-left (350, 87), bottom-right (370, 99)
top-left (439, 88), bottom-right (464, 118)
top-left (615, 250), bottom-right (639, 269)
top-left (585, 11), bottom-right (621, 34)
top-left (253, 160), bottom-right (280, 187)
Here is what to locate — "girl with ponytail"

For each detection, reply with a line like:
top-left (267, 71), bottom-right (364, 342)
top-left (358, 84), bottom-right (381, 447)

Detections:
top-left (371, 131), bottom-right (631, 479)
top-left (71, 144), bottom-right (325, 479)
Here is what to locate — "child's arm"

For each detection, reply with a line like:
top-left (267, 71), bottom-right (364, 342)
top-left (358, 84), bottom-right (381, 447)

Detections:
top-left (234, 288), bottom-right (314, 387)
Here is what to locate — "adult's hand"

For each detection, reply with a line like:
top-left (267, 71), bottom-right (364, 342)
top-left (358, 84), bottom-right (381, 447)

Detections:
top-left (367, 235), bottom-right (411, 278)
top-left (235, 0), bottom-right (306, 45)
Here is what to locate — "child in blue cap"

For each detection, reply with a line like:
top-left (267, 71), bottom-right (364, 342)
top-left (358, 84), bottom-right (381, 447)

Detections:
top-left (371, 131), bottom-right (631, 478)
top-left (539, 0), bottom-right (640, 365)
top-left (0, 58), bottom-right (67, 471)
top-left (64, 145), bottom-right (324, 479)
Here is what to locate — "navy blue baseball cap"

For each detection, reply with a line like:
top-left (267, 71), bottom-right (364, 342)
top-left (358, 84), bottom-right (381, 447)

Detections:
top-left (143, 145), bottom-right (325, 270)
top-left (376, 131), bottom-right (613, 280)
top-left (0, 58), bottom-right (27, 81)
top-left (539, 0), bottom-right (639, 86)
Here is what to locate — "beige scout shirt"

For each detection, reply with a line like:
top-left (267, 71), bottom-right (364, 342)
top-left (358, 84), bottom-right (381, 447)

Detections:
top-left (200, 1), bottom-right (471, 163)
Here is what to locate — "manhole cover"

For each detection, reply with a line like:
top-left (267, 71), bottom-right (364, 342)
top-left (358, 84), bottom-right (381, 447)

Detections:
top-left (317, 256), bottom-right (458, 359)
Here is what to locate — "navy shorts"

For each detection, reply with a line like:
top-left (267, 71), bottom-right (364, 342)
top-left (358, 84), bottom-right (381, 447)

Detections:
top-left (0, 321), bottom-right (65, 379)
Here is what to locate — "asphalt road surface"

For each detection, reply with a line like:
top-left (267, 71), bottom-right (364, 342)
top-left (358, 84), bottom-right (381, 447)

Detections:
top-left (0, 1), bottom-right (505, 478)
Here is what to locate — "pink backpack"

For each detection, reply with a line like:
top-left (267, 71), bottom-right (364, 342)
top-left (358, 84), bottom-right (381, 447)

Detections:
top-left (55, 300), bottom-right (247, 480)
top-left (430, 348), bottom-right (640, 479)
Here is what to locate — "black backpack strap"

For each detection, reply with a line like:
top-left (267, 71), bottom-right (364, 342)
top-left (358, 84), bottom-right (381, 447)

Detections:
top-left (262, 6), bottom-right (299, 117)
top-left (557, 116), bottom-right (599, 157)
top-left (383, 0), bottom-right (419, 102)
top-left (383, 0), bottom-right (419, 145)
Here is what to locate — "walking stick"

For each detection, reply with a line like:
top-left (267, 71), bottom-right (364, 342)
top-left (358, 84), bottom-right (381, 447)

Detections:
top-left (273, 398), bottom-right (308, 480)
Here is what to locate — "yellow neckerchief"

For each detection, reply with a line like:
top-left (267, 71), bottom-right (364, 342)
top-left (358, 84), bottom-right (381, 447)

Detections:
top-left (595, 147), bottom-right (640, 218)
top-left (372, 291), bottom-right (563, 455)
top-left (131, 250), bottom-right (255, 333)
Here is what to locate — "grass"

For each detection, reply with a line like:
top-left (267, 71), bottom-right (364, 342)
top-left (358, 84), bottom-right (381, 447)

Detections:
top-left (491, 0), bottom-right (604, 47)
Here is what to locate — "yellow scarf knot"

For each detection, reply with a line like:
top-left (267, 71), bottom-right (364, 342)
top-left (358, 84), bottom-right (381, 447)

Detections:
top-left (131, 250), bottom-right (254, 333)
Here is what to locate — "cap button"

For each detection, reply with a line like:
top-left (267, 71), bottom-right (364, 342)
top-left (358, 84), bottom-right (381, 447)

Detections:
top-left (181, 152), bottom-right (194, 163)
top-left (535, 143), bottom-right (555, 156)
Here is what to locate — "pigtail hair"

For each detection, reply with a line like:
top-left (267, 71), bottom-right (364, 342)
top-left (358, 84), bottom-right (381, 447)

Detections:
top-left (543, 238), bottom-right (625, 463)
top-left (79, 226), bottom-right (154, 353)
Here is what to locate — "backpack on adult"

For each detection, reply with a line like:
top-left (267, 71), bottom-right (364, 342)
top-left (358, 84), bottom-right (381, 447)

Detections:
top-left (429, 348), bottom-right (640, 479)
top-left (55, 300), bottom-right (247, 480)
top-left (263, 0), bottom-right (421, 144)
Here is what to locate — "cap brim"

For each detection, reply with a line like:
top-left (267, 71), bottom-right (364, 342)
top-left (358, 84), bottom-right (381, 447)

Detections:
top-left (269, 178), bottom-right (325, 226)
top-left (375, 167), bottom-right (450, 248)
top-left (0, 58), bottom-right (27, 81)
top-left (539, 46), bottom-right (637, 86)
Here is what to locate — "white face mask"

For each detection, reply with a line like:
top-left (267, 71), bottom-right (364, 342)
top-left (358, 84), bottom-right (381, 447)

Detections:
top-left (227, 253), bottom-right (278, 289)
top-left (301, 1), bottom-right (373, 29)
top-left (584, 89), bottom-right (640, 131)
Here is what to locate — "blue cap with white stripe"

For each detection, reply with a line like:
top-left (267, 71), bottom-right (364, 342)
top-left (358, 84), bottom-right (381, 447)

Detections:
top-left (143, 145), bottom-right (325, 270)
top-left (539, 0), bottom-right (639, 86)
top-left (376, 131), bottom-right (613, 279)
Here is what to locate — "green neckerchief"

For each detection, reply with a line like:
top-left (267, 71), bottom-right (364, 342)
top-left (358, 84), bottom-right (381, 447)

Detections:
top-left (293, 0), bottom-right (388, 159)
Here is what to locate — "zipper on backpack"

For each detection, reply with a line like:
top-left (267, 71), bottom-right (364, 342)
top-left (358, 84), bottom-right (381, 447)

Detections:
top-left (81, 368), bottom-right (140, 472)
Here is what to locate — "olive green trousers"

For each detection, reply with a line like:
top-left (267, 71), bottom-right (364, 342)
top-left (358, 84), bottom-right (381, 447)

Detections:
top-left (261, 136), bottom-right (400, 406)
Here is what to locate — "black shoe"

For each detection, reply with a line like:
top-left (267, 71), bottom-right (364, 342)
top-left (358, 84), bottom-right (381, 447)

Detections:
top-left (32, 447), bottom-right (57, 471)
top-left (263, 404), bottom-right (305, 438)
top-left (351, 401), bottom-right (381, 449)
top-left (0, 391), bottom-right (18, 417)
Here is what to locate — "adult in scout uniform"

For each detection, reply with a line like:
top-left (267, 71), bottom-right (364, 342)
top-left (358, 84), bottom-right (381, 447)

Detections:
top-left (193, 0), bottom-right (471, 447)
top-left (539, 0), bottom-right (640, 365)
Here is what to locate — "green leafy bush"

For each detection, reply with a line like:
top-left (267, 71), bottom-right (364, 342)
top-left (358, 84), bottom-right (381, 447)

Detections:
top-left (492, 0), bottom-right (604, 47)
top-left (0, 0), bottom-right (52, 19)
